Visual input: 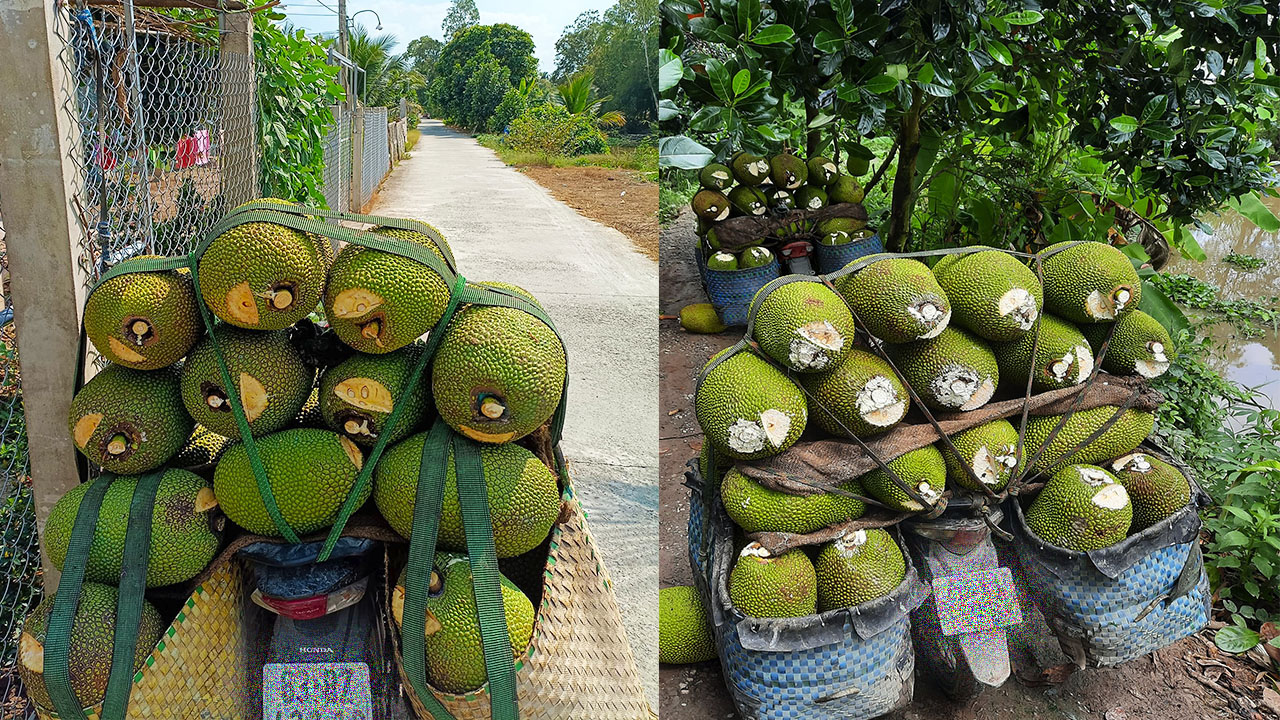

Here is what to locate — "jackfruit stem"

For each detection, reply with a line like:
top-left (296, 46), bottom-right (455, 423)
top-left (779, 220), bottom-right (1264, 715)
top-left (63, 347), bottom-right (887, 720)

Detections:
top-left (107, 434), bottom-right (129, 456)
top-left (429, 570), bottom-right (443, 594)
top-left (271, 289), bottom-right (293, 309)
top-left (130, 320), bottom-right (151, 340)
top-left (360, 321), bottom-right (381, 340)
top-left (206, 394), bottom-right (225, 409)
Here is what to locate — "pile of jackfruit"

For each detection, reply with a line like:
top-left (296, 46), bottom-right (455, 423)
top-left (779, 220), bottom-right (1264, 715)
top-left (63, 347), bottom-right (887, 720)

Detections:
top-left (22, 201), bottom-right (566, 707)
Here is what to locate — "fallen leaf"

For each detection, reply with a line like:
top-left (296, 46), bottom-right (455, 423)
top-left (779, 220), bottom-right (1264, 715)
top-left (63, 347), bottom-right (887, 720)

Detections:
top-left (668, 409), bottom-right (680, 416)
top-left (1263, 688), bottom-right (1280, 717)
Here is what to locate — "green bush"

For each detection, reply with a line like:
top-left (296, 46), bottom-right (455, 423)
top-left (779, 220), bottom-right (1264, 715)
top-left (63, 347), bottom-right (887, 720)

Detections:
top-left (506, 103), bottom-right (608, 158)
top-left (490, 87), bottom-right (527, 133)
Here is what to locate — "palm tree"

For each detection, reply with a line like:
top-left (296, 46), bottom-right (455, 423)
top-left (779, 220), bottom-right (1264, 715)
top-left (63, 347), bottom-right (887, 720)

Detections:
top-left (555, 71), bottom-right (625, 128)
top-left (348, 25), bottom-right (403, 104)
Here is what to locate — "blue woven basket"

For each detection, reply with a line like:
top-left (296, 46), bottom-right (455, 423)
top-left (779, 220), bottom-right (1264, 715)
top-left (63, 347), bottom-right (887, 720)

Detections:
top-left (814, 234), bottom-right (883, 275)
top-left (697, 247), bottom-right (782, 327)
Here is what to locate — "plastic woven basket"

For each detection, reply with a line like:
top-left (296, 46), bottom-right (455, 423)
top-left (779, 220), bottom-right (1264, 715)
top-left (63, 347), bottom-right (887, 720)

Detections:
top-left (697, 247), bottom-right (781, 327)
top-left (813, 234), bottom-right (883, 274)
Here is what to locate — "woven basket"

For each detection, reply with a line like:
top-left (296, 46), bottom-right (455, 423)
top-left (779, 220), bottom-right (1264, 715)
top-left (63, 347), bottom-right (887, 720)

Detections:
top-left (34, 560), bottom-right (253, 720)
top-left (697, 247), bottom-right (781, 327)
top-left (813, 233), bottom-right (883, 274)
top-left (394, 483), bottom-right (651, 720)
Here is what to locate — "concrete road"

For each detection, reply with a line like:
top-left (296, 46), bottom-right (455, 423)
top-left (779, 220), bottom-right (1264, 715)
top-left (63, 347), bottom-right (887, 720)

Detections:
top-left (367, 120), bottom-right (659, 704)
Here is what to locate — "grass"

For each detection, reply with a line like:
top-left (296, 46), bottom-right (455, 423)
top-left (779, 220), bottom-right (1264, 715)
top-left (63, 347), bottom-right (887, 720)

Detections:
top-left (406, 127), bottom-right (421, 153)
top-left (659, 169), bottom-right (698, 226)
top-left (475, 134), bottom-right (657, 178)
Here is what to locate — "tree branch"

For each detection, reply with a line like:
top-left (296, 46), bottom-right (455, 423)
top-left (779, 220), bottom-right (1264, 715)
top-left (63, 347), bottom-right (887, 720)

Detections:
top-left (866, 136), bottom-right (899, 190)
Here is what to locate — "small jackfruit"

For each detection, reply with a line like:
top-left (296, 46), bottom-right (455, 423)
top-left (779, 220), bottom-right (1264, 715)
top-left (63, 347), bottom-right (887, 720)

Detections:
top-left (887, 327), bottom-right (999, 412)
top-left (679, 303), bottom-right (728, 334)
top-left (814, 529), bottom-right (906, 611)
top-left (833, 257), bottom-right (951, 343)
top-left (699, 163), bottom-right (734, 191)
top-left (728, 543), bottom-right (817, 618)
top-left (1025, 464), bottom-right (1132, 551)
top-left (694, 350), bottom-right (807, 460)
top-left (1109, 452), bottom-right (1191, 531)
top-left (658, 586), bottom-right (717, 664)
top-left (933, 250), bottom-right (1043, 341)
top-left (815, 217), bottom-right (869, 245)
top-left (827, 176), bottom-right (864, 205)
top-left (730, 152), bottom-right (770, 186)
top-left (69, 364), bottom-right (192, 474)
top-left (799, 348), bottom-right (908, 437)
top-left (84, 259), bottom-right (199, 370)
top-left (768, 154), bottom-right (808, 189)
top-left (944, 419), bottom-right (1023, 492)
top-left (692, 189), bottom-right (732, 222)
top-left (861, 445), bottom-right (946, 512)
top-left (796, 185), bottom-right (828, 210)
top-left (720, 468), bottom-right (864, 534)
top-left (728, 186), bottom-right (768, 216)
top-left (807, 157), bottom-right (839, 186)
top-left (1023, 406), bottom-right (1154, 474)
top-left (993, 314), bottom-right (1094, 393)
top-left (1080, 310), bottom-right (1175, 378)
top-left (180, 326), bottom-right (314, 438)
top-left (1039, 242), bottom-right (1141, 323)
top-left (750, 281), bottom-right (855, 372)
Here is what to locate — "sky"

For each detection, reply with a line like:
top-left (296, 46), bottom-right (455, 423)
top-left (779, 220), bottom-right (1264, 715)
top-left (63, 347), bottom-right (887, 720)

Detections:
top-left (280, 0), bottom-right (616, 72)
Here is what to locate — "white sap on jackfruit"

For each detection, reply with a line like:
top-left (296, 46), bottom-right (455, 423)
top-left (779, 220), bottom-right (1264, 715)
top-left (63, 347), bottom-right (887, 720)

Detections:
top-left (856, 376), bottom-right (905, 427)
top-left (789, 320), bottom-right (845, 371)
top-left (999, 288), bottom-right (1038, 330)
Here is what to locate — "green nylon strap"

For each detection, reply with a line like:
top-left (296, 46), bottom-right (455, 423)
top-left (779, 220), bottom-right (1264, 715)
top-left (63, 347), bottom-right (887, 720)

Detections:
top-left (453, 434), bottom-right (519, 720)
top-left (85, 255), bottom-right (191, 300)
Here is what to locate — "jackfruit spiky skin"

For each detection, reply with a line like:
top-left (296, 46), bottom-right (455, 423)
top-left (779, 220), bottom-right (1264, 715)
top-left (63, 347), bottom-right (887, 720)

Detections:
top-left (833, 257), bottom-right (951, 343)
top-left (84, 260), bottom-right (200, 370)
top-left (180, 326), bottom-right (313, 438)
top-left (658, 586), bottom-right (717, 664)
top-left (729, 544), bottom-right (817, 618)
top-left (250, 197), bottom-right (336, 269)
top-left (730, 152), bottom-right (770, 186)
top-left (799, 348), bottom-right (908, 437)
top-left (213, 428), bottom-right (367, 536)
top-left (679, 303), bottom-right (728, 334)
top-left (695, 350), bottom-right (807, 460)
top-left (44, 468), bottom-right (220, 587)
top-left (826, 176), bottom-right (864, 205)
top-left (1039, 241), bottom-right (1142, 323)
top-left (796, 185), bottom-right (828, 211)
top-left (728, 185), bottom-right (768, 216)
top-left (994, 314), bottom-right (1094, 393)
top-left (319, 346), bottom-right (431, 447)
top-left (19, 583), bottom-right (163, 710)
top-left (1109, 453), bottom-right (1191, 531)
top-left (692, 189), bottom-right (732, 222)
top-left (861, 445), bottom-right (945, 512)
top-left (765, 187), bottom-right (797, 212)
top-left (373, 433), bottom-right (560, 558)
top-left (391, 553), bottom-right (534, 694)
top-left (699, 163), bottom-right (734, 191)
top-left (323, 225), bottom-right (452, 354)
top-left (720, 468), bottom-right (865, 534)
top-left (294, 388), bottom-right (324, 428)
top-left (69, 364), bottom-right (192, 475)
top-left (1080, 310), bottom-right (1175, 379)
top-left (173, 424), bottom-right (233, 468)
top-left (750, 281), bottom-right (855, 373)
top-left (769, 154), bottom-right (808, 190)
top-left (815, 529), bottom-right (906, 611)
top-left (945, 419), bottom-right (1022, 492)
top-left (887, 327), bottom-right (999, 412)
top-left (198, 221), bottom-right (326, 330)
top-left (815, 217), bottom-right (868, 245)
top-left (431, 306), bottom-right (566, 444)
top-left (807, 157), bottom-right (839, 186)
top-left (933, 250), bottom-right (1044, 341)
top-left (1025, 464), bottom-right (1132, 551)
top-left (1024, 406), bottom-right (1154, 474)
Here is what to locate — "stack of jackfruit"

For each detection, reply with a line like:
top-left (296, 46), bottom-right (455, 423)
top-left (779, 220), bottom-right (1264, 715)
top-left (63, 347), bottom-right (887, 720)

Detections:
top-left (22, 201), bottom-right (567, 707)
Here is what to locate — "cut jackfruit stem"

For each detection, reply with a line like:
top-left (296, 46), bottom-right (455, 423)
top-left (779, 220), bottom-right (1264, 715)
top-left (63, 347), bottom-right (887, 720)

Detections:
top-left (429, 570), bottom-right (443, 594)
top-left (360, 320), bottom-right (383, 343)
top-left (130, 319), bottom-right (153, 341)
top-left (479, 396), bottom-right (506, 420)
top-left (107, 434), bottom-right (129, 456)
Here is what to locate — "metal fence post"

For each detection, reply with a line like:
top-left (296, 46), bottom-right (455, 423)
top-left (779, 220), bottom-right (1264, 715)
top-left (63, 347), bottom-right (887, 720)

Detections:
top-left (351, 107), bottom-right (364, 211)
top-left (219, 8), bottom-right (258, 206)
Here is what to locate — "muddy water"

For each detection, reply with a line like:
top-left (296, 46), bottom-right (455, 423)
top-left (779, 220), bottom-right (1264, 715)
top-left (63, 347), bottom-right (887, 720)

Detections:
top-left (1166, 194), bottom-right (1280, 409)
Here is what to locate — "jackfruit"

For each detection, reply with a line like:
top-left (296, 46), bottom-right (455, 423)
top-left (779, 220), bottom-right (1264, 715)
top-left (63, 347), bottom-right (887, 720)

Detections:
top-left (796, 185), bottom-right (828, 210)
top-left (44, 469), bottom-right (220, 587)
top-left (173, 424), bottom-right (232, 468)
top-left (84, 259), bottom-right (199, 370)
top-left (294, 388), bottom-right (324, 428)
top-left (944, 419), bottom-right (1022, 492)
top-left (1109, 453), bottom-right (1191, 531)
top-left (198, 221), bottom-right (326, 330)
top-left (861, 445), bottom-right (945, 512)
top-left (1039, 241), bottom-right (1141, 323)
top-left (431, 305), bottom-right (566, 444)
top-left (807, 157), bottom-right (839, 186)
top-left (251, 197), bottom-right (336, 269)
top-left (720, 468), bottom-right (864, 534)
top-left (705, 251), bottom-right (738, 271)
top-left (373, 433), bottom-right (560, 558)
top-left (391, 554), bottom-right (533, 694)
top-left (692, 189), bottom-right (732, 222)
top-left (1023, 406), bottom-right (1154, 474)
top-left (679, 303), bottom-right (728, 334)
top-left (474, 280), bottom-right (543, 310)
top-left (994, 314), bottom-right (1094, 393)
top-left (933, 250), bottom-right (1043, 341)
top-left (728, 543), bottom-right (817, 618)
top-left (750, 281), bottom-right (855, 373)
top-left (659, 586), bottom-right (717, 664)
top-left (887, 327), bottom-right (999, 412)
top-left (19, 583), bottom-right (164, 710)
top-left (846, 145), bottom-right (873, 176)
top-left (769, 154), bottom-right (808, 189)
top-left (815, 217), bottom-right (868, 245)
top-left (728, 186), bottom-right (768, 216)
top-left (833, 257), bottom-right (951, 343)
top-left (740, 246), bottom-right (774, 269)
top-left (827, 176), bottom-right (864, 205)
top-left (730, 152), bottom-right (770, 186)
top-left (213, 428), bottom-right (366, 536)
top-left (1025, 464), bottom-right (1132, 551)
top-left (324, 224), bottom-right (452, 354)
top-left (1080, 310), bottom-right (1175, 378)
top-left (180, 326), bottom-right (313, 438)
top-left (69, 364), bottom-right (192, 475)
top-left (799, 348), bottom-right (908, 437)
top-left (694, 350), bottom-right (807, 460)
top-left (815, 529), bottom-right (905, 611)
top-left (319, 346), bottom-right (431, 447)
top-left (765, 187), bottom-right (797, 211)
top-left (699, 163), bottom-right (734, 191)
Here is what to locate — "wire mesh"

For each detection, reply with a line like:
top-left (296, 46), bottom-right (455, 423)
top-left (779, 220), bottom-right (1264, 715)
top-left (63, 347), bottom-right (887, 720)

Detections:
top-left (360, 106), bottom-right (389, 208)
top-left (322, 106), bottom-right (351, 212)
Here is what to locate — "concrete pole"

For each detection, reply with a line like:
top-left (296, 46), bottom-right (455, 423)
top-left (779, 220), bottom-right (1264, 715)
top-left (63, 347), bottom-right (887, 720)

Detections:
top-left (351, 108), bottom-right (364, 211)
top-left (218, 8), bottom-right (258, 205)
top-left (0, 0), bottom-right (94, 591)
top-left (337, 0), bottom-right (350, 110)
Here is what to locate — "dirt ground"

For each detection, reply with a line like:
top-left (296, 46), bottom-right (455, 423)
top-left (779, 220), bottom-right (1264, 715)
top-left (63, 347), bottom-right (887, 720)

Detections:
top-left (657, 211), bottom-right (1280, 720)
top-left (519, 166), bottom-right (659, 262)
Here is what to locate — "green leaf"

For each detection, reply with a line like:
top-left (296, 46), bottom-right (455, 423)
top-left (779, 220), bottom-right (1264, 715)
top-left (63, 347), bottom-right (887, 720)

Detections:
top-left (1141, 95), bottom-right (1168, 124)
top-left (1215, 625), bottom-right (1262, 654)
top-left (865, 74), bottom-right (899, 93)
top-left (808, 112), bottom-right (836, 128)
top-left (1229, 193), bottom-right (1280, 232)
top-left (732, 69), bottom-right (751, 97)
top-left (705, 58), bottom-right (733, 102)
top-left (658, 49), bottom-right (684, 93)
top-left (886, 64), bottom-right (910, 80)
top-left (1144, 124), bottom-right (1176, 142)
top-left (1270, 637), bottom-right (1280, 648)
top-left (659, 135), bottom-right (716, 169)
top-left (814, 29), bottom-right (845, 53)
top-left (917, 63), bottom-right (935, 85)
top-left (1120, 243), bottom-right (1151, 263)
top-left (987, 39), bottom-right (1013, 65)
top-left (751, 24), bottom-right (795, 45)
top-left (738, 0), bottom-right (760, 36)
top-left (1139, 279), bottom-right (1191, 335)
top-left (1221, 530), bottom-right (1251, 547)
top-left (1240, 4), bottom-right (1267, 13)
top-left (1109, 115), bottom-right (1140, 133)
top-left (1002, 10), bottom-right (1044, 24)
top-left (657, 99), bottom-right (680, 121)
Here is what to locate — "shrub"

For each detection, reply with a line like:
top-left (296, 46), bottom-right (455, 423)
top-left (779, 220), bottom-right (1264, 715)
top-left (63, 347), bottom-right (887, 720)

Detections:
top-left (506, 103), bottom-right (608, 158)
top-left (490, 87), bottom-right (527, 133)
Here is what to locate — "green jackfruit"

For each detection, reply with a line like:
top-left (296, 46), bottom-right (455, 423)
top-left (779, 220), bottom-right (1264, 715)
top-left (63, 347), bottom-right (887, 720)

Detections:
top-left (887, 327), bottom-right (999, 412)
top-left (213, 428), bottom-right (366, 536)
top-left (19, 583), bottom-right (164, 710)
top-left (765, 187), bottom-right (797, 211)
top-left (720, 468), bottom-right (864, 534)
top-left (69, 364), bottom-right (192, 475)
top-left (84, 259), bottom-right (199, 370)
top-left (827, 176), bottom-right (864, 205)
top-left (373, 433), bottom-right (560, 558)
top-left (751, 281), bottom-right (855, 372)
top-left (815, 217), bottom-right (869, 246)
top-left (659, 586), bottom-right (716, 664)
top-left (796, 185), bottom-right (828, 210)
top-left (695, 350), bottom-right (807, 460)
top-left (679, 303), bottom-right (728, 334)
top-left (324, 224), bottom-right (452, 354)
top-left (180, 326), bottom-right (313, 438)
top-left (1109, 452), bottom-right (1190, 531)
top-left (945, 419), bottom-right (1022, 492)
top-left (833, 257), bottom-right (951, 343)
top-left (994, 314), bottom-right (1094, 393)
top-left (44, 469), bottom-right (220, 587)
top-left (699, 163), bottom-right (734, 191)
top-left (432, 305), bottom-right (566, 444)
top-left (933, 250), bottom-right (1043, 341)
top-left (198, 221), bottom-right (326, 330)
top-left (1025, 464), bottom-right (1132, 551)
top-left (729, 543), bottom-right (817, 618)
top-left (1024, 406), bottom-right (1154, 474)
top-left (740, 246), bottom-right (774, 268)
top-left (705, 251), bottom-right (738, 271)
top-left (730, 152), bottom-right (770, 186)
top-left (319, 346), bottom-right (431, 447)
top-left (799, 348), bottom-right (908, 437)
top-left (769, 154), bottom-right (808, 189)
top-left (861, 445), bottom-right (946, 512)
top-left (391, 554), bottom-right (534, 694)
top-left (692, 189), bottom-right (732, 222)
top-left (173, 424), bottom-right (233, 468)
top-left (1080, 310), bottom-right (1175, 379)
top-left (815, 529), bottom-right (906, 611)
top-left (807, 157), bottom-right (839, 186)
top-left (728, 185), bottom-right (768, 216)
top-left (1039, 241), bottom-right (1141, 323)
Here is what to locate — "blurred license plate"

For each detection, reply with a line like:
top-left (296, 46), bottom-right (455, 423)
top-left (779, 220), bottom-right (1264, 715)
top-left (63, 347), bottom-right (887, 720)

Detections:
top-left (263, 662), bottom-right (372, 720)
top-left (932, 567), bottom-right (1022, 636)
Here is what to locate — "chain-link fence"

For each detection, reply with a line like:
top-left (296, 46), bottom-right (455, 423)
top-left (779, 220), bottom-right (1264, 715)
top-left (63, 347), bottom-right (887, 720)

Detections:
top-left (358, 106), bottom-right (390, 209)
top-left (322, 105), bottom-right (353, 213)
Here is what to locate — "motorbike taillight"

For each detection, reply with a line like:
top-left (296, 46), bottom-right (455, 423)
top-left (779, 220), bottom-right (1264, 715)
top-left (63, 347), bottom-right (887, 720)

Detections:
top-left (253, 577), bottom-right (369, 620)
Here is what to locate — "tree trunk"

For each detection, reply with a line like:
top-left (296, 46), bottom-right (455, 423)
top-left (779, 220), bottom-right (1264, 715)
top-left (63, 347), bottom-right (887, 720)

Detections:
top-left (884, 94), bottom-right (923, 253)
top-left (805, 103), bottom-right (823, 158)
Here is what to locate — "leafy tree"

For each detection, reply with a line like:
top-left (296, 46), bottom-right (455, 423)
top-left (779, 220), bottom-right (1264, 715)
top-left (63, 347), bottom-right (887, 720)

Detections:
top-left (556, 71), bottom-right (626, 128)
top-left (347, 25), bottom-right (403, 104)
top-left (404, 35), bottom-right (443, 86)
top-left (550, 0), bottom-right (659, 128)
top-left (553, 10), bottom-right (604, 82)
top-left (428, 23), bottom-right (538, 130)
top-left (442, 0), bottom-right (480, 40)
